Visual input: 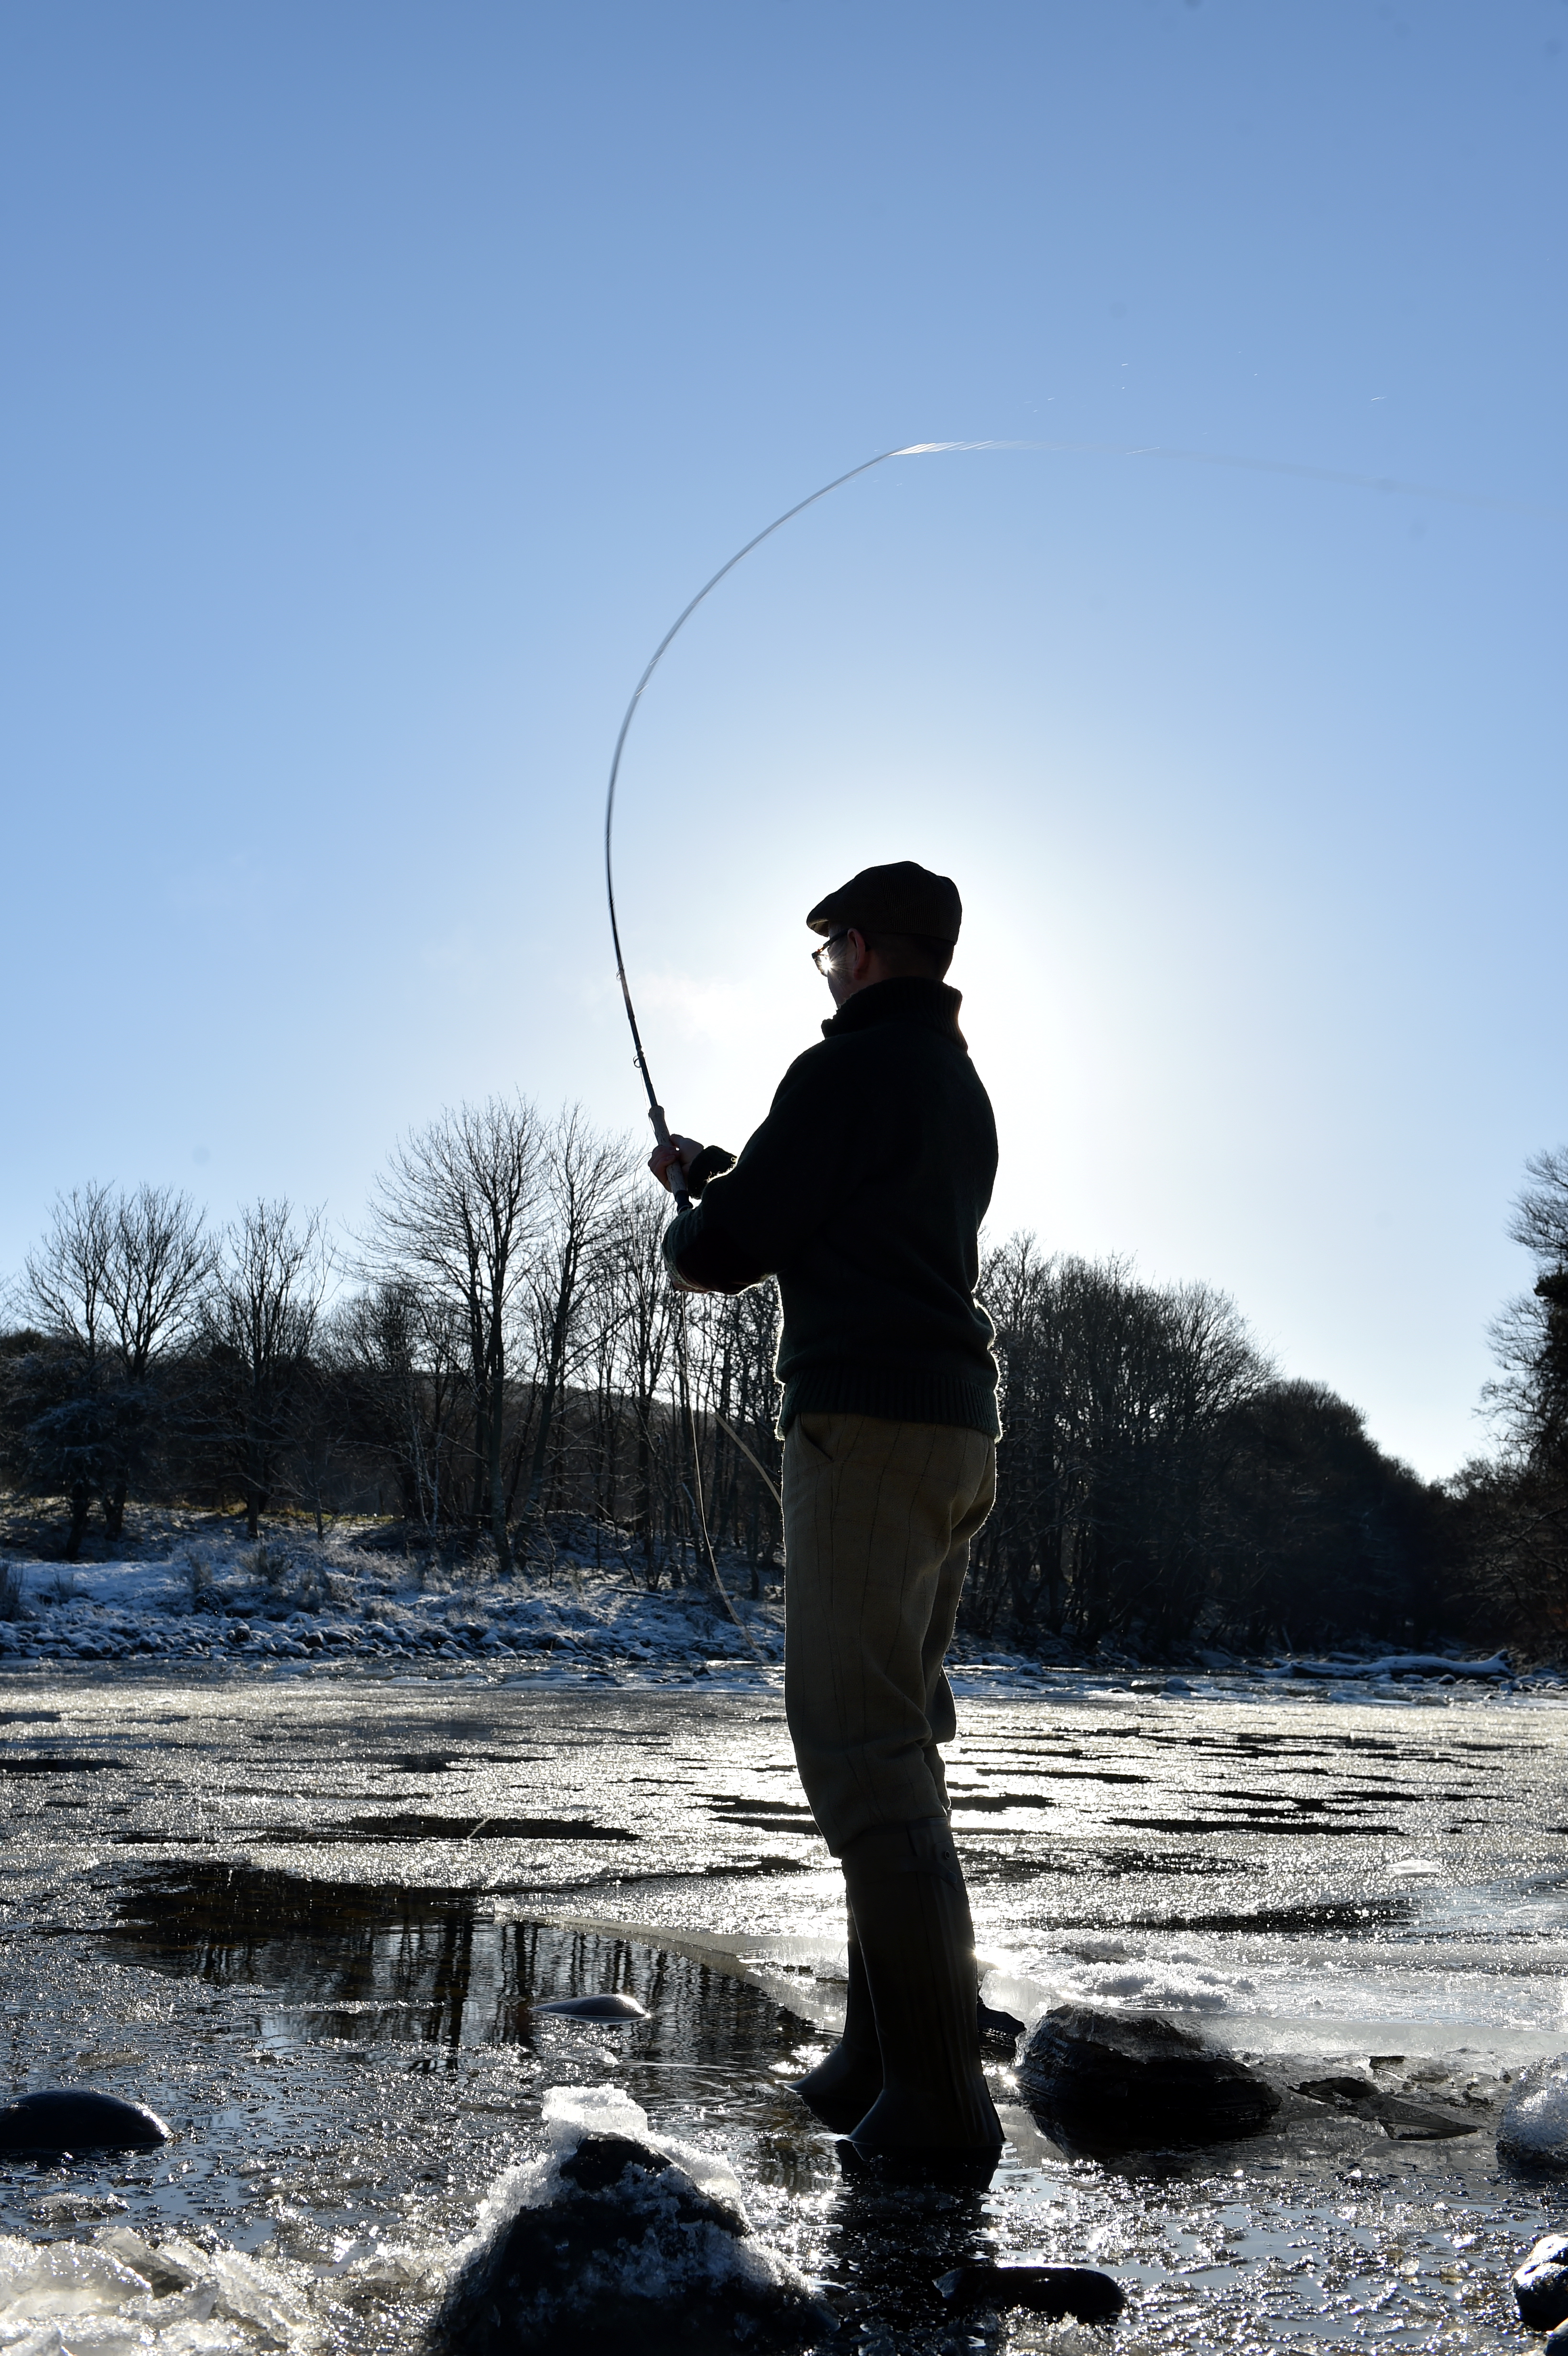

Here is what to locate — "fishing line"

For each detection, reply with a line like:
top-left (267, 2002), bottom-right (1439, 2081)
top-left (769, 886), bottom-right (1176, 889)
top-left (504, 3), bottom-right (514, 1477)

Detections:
top-left (602, 431), bottom-right (1546, 1628)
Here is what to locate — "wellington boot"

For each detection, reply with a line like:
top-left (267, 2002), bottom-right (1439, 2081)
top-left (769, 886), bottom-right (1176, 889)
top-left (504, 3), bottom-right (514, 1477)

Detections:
top-left (793, 1905), bottom-right (882, 2131)
top-left (840, 1817), bottom-right (1002, 2183)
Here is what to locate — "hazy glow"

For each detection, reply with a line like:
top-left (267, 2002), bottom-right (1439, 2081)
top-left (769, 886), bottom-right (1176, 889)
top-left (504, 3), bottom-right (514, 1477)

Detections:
top-left (1, 2), bottom-right (1563, 1479)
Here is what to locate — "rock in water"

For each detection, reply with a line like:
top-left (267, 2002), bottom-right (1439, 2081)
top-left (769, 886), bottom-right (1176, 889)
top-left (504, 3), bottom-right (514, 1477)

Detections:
top-left (432, 2087), bottom-right (833, 2355)
top-left (1500, 2056), bottom-right (1568, 2171)
top-left (0, 2089), bottom-right (171, 2155)
top-left (976, 2000), bottom-right (1026, 2054)
top-left (1296, 2076), bottom-right (1480, 2141)
top-left (533, 1993), bottom-right (648, 2019)
top-left (1514, 2233), bottom-right (1568, 2328)
top-left (1017, 2005), bottom-right (1280, 2152)
top-left (936, 2264), bottom-right (1125, 2321)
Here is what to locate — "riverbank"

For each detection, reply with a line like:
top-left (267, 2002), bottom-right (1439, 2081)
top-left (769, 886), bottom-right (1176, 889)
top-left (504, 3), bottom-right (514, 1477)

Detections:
top-left (0, 1513), bottom-right (1557, 1693)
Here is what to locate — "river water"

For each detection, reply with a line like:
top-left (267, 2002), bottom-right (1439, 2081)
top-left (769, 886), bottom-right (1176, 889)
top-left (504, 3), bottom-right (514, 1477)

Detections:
top-left (2, 1661), bottom-right (1566, 2352)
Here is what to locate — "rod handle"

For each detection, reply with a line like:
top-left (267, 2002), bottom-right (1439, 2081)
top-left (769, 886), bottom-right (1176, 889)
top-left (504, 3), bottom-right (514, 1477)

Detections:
top-left (649, 1103), bottom-right (691, 1207)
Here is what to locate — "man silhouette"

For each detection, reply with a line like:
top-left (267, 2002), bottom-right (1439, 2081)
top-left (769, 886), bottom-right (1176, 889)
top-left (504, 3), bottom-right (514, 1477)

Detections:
top-left (650, 859), bottom-right (1002, 2181)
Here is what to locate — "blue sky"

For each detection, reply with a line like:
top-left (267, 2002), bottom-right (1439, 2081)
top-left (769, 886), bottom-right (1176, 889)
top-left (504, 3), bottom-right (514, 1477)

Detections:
top-left (2, 0), bottom-right (1564, 1477)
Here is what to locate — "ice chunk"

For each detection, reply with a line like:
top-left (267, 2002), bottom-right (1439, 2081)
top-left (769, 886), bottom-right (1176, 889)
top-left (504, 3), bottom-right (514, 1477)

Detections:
top-left (1501, 2054), bottom-right (1568, 2168)
top-left (655, 2136), bottom-right (746, 2210)
top-left (323, 2236), bottom-right (445, 2294)
top-left (0, 2236), bottom-right (150, 2318)
top-left (541, 2082), bottom-right (649, 2148)
top-left (1062, 1960), bottom-right (1252, 2013)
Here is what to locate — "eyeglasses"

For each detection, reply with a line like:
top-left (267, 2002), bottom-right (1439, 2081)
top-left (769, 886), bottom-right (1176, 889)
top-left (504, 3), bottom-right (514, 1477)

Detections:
top-left (811, 929), bottom-right (854, 974)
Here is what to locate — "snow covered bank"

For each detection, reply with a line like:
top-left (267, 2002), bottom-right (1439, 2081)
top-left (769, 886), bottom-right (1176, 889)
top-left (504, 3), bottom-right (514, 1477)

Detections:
top-left (0, 1522), bottom-right (1549, 1690)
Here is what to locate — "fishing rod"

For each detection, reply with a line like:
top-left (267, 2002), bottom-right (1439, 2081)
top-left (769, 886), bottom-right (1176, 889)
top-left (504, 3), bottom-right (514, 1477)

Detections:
top-left (602, 428), bottom-right (1549, 1203)
top-left (603, 441), bottom-right (958, 1205)
top-left (599, 450), bottom-right (959, 1634)
top-left (600, 430), bottom-right (1542, 1622)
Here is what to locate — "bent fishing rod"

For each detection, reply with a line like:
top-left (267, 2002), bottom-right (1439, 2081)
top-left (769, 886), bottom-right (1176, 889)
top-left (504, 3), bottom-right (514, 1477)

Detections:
top-left (602, 429), bottom-right (1543, 1201)
top-left (603, 440), bottom-right (952, 1206)
top-left (599, 431), bottom-right (1544, 1593)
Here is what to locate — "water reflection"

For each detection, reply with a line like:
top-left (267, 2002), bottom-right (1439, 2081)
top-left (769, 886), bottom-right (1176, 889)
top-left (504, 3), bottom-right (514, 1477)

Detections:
top-left (106, 1865), bottom-right (809, 2071)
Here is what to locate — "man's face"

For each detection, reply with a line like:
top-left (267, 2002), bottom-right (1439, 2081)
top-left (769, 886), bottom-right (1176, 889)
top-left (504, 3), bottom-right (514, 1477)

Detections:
top-left (814, 927), bottom-right (865, 1007)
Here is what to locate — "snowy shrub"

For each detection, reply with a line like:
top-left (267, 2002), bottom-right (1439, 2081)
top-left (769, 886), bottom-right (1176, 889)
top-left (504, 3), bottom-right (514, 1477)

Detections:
top-left (177, 1547), bottom-right (220, 1612)
top-left (249, 1540), bottom-right (292, 1591)
top-left (0, 1562), bottom-right (25, 1621)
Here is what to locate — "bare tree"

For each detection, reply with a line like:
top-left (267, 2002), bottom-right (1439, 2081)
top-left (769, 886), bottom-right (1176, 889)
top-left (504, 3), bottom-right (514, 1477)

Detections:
top-left (327, 1277), bottom-right (468, 1538)
top-left (607, 1188), bottom-right (679, 1584)
top-left (18, 1184), bottom-right (117, 1553)
top-left (1463, 1145), bottom-right (1568, 1636)
top-left (367, 1095), bottom-right (540, 1568)
top-left (519, 1111), bottom-right (632, 1522)
top-left (98, 1187), bottom-right (214, 1537)
top-left (1487, 1145), bottom-right (1568, 1461)
top-left (201, 1199), bottom-right (331, 1539)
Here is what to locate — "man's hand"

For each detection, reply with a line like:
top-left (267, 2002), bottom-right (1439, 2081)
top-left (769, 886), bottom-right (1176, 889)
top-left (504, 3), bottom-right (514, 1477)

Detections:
top-left (649, 1134), bottom-right (702, 1193)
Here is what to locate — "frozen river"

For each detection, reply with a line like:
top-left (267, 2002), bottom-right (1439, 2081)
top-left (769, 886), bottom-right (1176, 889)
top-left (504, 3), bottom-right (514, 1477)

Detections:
top-left (3, 1661), bottom-right (1567, 2352)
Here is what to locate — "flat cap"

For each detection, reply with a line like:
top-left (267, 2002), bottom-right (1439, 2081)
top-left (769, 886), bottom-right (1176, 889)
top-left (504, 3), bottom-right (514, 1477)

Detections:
top-left (806, 860), bottom-right (962, 943)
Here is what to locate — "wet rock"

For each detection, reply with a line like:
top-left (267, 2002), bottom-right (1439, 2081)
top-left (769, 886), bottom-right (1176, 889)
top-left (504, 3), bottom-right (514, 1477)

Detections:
top-left (1298, 2075), bottom-right (1377, 2105)
top-left (432, 2089), bottom-right (834, 2355)
top-left (936, 2263), bottom-right (1125, 2321)
top-left (1513, 2233), bottom-right (1568, 2328)
top-left (1296, 2076), bottom-right (1481, 2140)
top-left (1500, 2054), bottom-right (1568, 2171)
top-left (1017, 2004), bottom-right (1280, 2152)
top-left (976, 1999), bottom-right (1025, 2053)
top-left (0, 2089), bottom-right (170, 2155)
top-left (534, 1993), bottom-right (648, 2020)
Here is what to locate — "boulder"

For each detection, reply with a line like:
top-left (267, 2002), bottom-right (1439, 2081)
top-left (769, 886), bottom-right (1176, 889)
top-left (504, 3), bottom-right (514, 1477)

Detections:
top-left (534, 1994), bottom-right (648, 2020)
top-left (431, 2087), bottom-right (833, 2355)
top-left (1514, 2233), bottom-right (1568, 2329)
top-left (936, 2264), bottom-right (1125, 2321)
top-left (0, 2090), bottom-right (170, 2156)
top-left (1017, 2005), bottom-right (1280, 2152)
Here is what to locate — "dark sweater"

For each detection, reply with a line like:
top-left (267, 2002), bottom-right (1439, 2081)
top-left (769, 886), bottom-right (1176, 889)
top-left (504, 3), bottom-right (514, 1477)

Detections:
top-left (663, 977), bottom-right (1000, 1438)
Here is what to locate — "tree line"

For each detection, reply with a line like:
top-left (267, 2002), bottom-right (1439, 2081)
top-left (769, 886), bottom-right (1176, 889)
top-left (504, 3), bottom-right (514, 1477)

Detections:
top-left (2, 1097), bottom-right (1564, 1652)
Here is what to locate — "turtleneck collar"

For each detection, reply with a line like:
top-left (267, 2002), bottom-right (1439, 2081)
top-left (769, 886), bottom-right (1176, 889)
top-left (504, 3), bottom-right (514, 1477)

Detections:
top-left (821, 976), bottom-right (967, 1049)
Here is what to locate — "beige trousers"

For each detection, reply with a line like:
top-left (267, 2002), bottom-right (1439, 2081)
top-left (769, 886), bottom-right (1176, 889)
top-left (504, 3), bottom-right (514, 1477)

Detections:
top-left (782, 1412), bottom-right (997, 1856)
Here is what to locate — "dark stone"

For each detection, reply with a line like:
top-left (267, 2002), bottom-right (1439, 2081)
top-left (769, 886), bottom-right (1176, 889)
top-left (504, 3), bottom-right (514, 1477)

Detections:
top-left (1017, 2005), bottom-right (1280, 2152)
top-left (976, 2000), bottom-right (1025, 2053)
top-left (936, 2264), bottom-right (1125, 2321)
top-left (1297, 2077), bottom-right (1480, 2140)
top-left (430, 2129), bottom-right (834, 2355)
top-left (1367, 2093), bottom-right (1480, 2141)
top-left (1514, 2233), bottom-right (1568, 2329)
top-left (533, 1993), bottom-right (648, 2020)
top-left (1298, 2075), bottom-right (1377, 2105)
top-left (0, 2090), bottom-right (171, 2155)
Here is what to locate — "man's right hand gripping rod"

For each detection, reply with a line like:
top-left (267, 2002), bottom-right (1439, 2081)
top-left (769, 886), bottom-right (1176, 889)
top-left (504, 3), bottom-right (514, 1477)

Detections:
top-left (649, 1102), bottom-right (691, 1209)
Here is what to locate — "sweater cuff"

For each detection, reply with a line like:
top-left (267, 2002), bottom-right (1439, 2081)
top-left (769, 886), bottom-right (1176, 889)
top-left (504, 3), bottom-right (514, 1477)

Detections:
top-left (663, 1203), bottom-right (770, 1295)
top-left (686, 1143), bottom-right (736, 1200)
